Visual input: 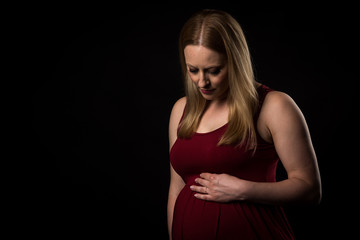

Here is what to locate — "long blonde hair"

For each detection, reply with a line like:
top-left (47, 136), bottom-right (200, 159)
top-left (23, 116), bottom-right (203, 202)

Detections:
top-left (178, 9), bottom-right (259, 149)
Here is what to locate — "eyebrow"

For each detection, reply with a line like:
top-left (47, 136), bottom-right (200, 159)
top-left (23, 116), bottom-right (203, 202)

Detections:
top-left (186, 64), bottom-right (223, 70)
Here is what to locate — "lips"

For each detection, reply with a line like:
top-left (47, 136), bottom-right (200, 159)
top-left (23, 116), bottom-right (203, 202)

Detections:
top-left (200, 88), bottom-right (216, 94)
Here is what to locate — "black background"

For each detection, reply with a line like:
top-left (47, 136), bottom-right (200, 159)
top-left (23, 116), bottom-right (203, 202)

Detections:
top-left (31, 4), bottom-right (358, 239)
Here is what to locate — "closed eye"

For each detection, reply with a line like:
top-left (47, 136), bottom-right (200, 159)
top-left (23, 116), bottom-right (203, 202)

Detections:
top-left (186, 65), bottom-right (222, 75)
top-left (188, 68), bottom-right (198, 74)
top-left (208, 68), bottom-right (221, 75)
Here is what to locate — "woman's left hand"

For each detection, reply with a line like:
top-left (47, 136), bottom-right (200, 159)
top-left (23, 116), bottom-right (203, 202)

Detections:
top-left (190, 173), bottom-right (249, 202)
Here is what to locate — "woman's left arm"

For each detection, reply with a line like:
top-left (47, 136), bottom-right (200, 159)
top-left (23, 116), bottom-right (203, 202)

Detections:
top-left (191, 92), bottom-right (322, 205)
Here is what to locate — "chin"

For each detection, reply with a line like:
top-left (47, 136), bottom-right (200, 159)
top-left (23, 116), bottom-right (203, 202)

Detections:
top-left (200, 91), bottom-right (227, 101)
top-left (200, 94), bottom-right (215, 101)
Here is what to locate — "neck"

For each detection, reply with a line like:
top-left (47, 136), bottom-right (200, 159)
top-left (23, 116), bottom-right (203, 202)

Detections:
top-left (206, 98), bottom-right (228, 111)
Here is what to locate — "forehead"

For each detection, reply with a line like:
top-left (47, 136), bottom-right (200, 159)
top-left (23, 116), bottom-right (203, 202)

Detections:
top-left (184, 45), bottom-right (225, 67)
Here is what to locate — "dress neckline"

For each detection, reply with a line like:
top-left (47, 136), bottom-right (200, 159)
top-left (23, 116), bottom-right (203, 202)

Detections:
top-left (194, 123), bottom-right (228, 135)
top-left (192, 84), bottom-right (268, 136)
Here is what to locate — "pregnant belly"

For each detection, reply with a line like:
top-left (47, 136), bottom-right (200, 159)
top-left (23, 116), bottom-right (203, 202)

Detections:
top-left (172, 182), bottom-right (294, 240)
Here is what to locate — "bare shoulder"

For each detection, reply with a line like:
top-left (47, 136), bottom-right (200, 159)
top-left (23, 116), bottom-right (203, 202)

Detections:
top-left (258, 90), bottom-right (307, 143)
top-left (264, 91), bottom-right (297, 108)
top-left (262, 91), bottom-right (302, 118)
top-left (261, 90), bottom-right (308, 136)
top-left (170, 97), bottom-right (187, 122)
top-left (169, 97), bottom-right (187, 150)
top-left (172, 97), bottom-right (187, 113)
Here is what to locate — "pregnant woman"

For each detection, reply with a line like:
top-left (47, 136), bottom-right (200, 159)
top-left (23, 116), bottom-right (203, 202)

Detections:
top-left (167, 9), bottom-right (322, 240)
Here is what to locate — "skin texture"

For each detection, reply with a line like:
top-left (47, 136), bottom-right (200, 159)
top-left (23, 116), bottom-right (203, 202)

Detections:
top-left (185, 45), bottom-right (229, 102)
top-left (185, 45), bottom-right (230, 133)
top-left (167, 45), bottom-right (322, 238)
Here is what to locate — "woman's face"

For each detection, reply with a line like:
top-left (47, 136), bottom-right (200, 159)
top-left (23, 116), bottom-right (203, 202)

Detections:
top-left (184, 45), bottom-right (228, 101)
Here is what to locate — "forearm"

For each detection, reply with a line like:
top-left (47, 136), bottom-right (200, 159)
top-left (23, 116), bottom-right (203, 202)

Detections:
top-left (240, 177), bottom-right (321, 205)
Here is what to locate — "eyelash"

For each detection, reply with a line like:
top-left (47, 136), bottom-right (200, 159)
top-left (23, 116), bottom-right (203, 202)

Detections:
top-left (188, 68), bottom-right (221, 75)
top-left (189, 68), bottom-right (198, 73)
top-left (209, 69), bottom-right (221, 75)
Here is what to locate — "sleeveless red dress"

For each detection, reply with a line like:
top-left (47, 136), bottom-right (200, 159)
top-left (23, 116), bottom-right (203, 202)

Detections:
top-left (170, 85), bottom-right (295, 240)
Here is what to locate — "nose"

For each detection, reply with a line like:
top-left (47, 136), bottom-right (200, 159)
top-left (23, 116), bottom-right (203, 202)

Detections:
top-left (198, 71), bottom-right (210, 88)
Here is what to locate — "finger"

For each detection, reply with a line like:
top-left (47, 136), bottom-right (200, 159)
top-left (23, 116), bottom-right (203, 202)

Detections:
top-left (200, 173), bottom-right (218, 183)
top-left (200, 172), bottom-right (215, 180)
top-left (194, 193), bottom-right (212, 201)
top-left (195, 177), bottom-right (210, 187)
top-left (190, 185), bottom-right (208, 194)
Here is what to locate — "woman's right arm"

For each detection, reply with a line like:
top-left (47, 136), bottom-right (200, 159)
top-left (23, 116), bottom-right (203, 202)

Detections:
top-left (167, 97), bottom-right (186, 239)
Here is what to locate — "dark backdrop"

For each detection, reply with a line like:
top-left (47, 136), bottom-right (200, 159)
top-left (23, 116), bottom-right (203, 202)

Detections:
top-left (31, 5), bottom-right (357, 239)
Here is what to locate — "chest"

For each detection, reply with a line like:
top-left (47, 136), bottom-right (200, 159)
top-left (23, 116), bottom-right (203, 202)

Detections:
top-left (196, 104), bottom-right (228, 134)
top-left (170, 128), bottom-right (279, 183)
top-left (170, 128), bottom-right (252, 180)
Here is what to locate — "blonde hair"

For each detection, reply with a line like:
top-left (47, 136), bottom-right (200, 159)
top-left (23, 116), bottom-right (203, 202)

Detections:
top-left (178, 9), bottom-right (259, 149)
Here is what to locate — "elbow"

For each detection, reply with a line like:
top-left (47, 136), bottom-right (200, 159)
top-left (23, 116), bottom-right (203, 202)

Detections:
top-left (312, 176), bottom-right (322, 205)
top-left (306, 182), bottom-right (322, 205)
top-left (310, 188), bottom-right (322, 205)
top-left (292, 177), bottom-right (322, 205)
top-left (314, 185), bottom-right (322, 205)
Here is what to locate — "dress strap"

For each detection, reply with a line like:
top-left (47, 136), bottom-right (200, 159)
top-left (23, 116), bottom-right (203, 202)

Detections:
top-left (257, 84), bottom-right (273, 106)
top-left (254, 84), bottom-right (273, 122)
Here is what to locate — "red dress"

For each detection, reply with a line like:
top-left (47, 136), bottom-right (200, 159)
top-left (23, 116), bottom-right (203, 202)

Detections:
top-left (170, 85), bottom-right (295, 240)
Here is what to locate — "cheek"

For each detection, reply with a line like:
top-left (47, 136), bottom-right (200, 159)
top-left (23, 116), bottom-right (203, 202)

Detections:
top-left (212, 73), bottom-right (228, 88)
top-left (188, 74), bottom-right (197, 84)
